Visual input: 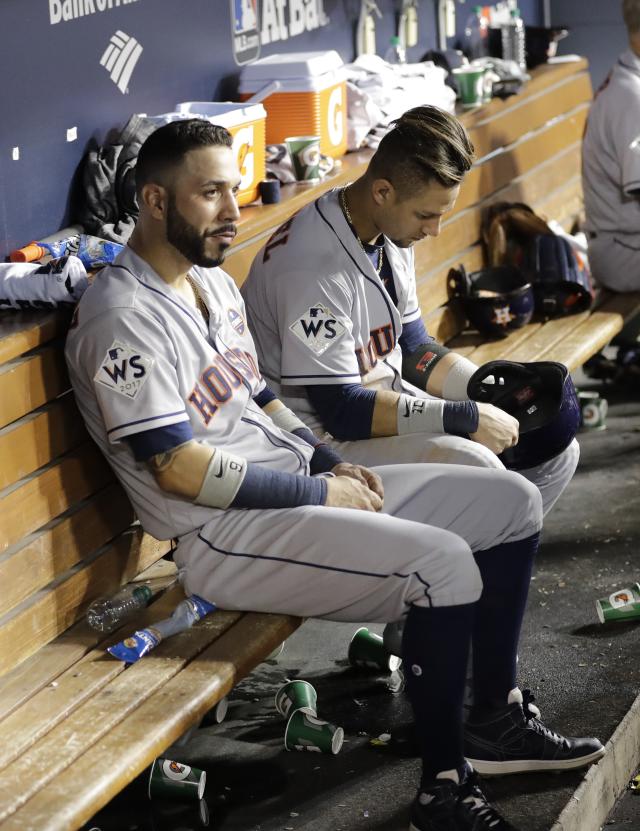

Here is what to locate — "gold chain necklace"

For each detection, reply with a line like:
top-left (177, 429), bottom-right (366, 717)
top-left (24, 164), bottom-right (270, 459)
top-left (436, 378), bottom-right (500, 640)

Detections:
top-left (339, 187), bottom-right (384, 277)
top-left (186, 274), bottom-right (210, 325)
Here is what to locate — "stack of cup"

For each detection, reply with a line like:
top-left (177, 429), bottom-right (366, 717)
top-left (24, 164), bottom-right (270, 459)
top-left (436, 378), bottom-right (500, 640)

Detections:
top-left (284, 135), bottom-right (321, 182)
top-left (275, 679), bottom-right (344, 754)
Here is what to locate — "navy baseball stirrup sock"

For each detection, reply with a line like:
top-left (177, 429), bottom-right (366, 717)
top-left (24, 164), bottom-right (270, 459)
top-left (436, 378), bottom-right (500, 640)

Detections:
top-left (402, 602), bottom-right (475, 782)
top-left (471, 532), bottom-right (540, 709)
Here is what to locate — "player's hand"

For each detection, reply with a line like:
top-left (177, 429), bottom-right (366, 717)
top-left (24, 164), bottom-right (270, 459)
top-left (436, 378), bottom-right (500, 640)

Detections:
top-left (469, 402), bottom-right (519, 455)
top-left (324, 474), bottom-right (383, 512)
top-left (330, 462), bottom-right (384, 500)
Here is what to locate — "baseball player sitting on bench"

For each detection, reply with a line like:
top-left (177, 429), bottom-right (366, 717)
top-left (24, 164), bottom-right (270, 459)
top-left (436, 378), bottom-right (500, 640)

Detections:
top-left (65, 120), bottom-right (603, 831)
top-left (241, 106), bottom-right (579, 520)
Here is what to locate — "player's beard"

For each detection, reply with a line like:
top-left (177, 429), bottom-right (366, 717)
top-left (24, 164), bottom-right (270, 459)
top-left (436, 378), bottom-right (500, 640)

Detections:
top-left (165, 194), bottom-right (235, 268)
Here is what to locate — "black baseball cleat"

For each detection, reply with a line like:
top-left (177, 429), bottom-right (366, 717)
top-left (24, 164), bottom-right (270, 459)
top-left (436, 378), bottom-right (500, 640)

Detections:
top-left (409, 769), bottom-right (518, 831)
top-left (464, 689), bottom-right (605, 775)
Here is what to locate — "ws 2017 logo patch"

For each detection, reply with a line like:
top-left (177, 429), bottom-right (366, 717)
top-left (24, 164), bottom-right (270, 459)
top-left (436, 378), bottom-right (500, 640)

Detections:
top-left (95, 341), bottom-right (154, 399)
top-left (289, 303), bottom-right (347, 355)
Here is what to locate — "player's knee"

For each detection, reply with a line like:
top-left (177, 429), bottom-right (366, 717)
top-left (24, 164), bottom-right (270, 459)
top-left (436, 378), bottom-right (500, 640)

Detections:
top-left (420, 435), bottom-right (505, 470)
top-left (413, 537), bottom-right (483, 606)
top-left (506, 472), bottom-right (544, 536)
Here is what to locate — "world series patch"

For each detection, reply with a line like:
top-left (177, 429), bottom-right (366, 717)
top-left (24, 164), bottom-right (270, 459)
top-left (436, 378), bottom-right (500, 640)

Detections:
top-left (95, 341), bottom-right (154, 399)
top-left (289, 303), bottom-right (347, 356)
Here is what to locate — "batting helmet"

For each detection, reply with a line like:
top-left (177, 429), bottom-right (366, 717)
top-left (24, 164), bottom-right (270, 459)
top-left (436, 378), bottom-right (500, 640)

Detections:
top-left (448, 264), bottom-right (535, 339)
top-left (467, 359), bottom-right (580, 469)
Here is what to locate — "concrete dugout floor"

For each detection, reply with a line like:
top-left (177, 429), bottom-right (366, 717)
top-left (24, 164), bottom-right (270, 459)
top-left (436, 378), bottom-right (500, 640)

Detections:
top-left (84, 377), bottom-right (640, 831)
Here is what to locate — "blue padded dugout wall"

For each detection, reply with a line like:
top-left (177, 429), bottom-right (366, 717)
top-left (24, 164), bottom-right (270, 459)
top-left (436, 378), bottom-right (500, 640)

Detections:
top-left (0, 0), bottom-right (542, 259)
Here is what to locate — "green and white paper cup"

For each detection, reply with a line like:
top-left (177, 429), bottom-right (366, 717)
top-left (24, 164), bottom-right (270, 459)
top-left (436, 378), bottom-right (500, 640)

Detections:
top-left (275, 679), bottom-right (318, 718)
top-left (284, 710), bottom-right (344, 754)
top-left (285, 135), bottom-right (321, 181)
top-left (148, 758), bottom-right (206, 802)
top-left (348, 627), bottom-right (402, 672)
top-left (452, 66), bottom-right (486, 108)
top-left (579, 390), bottom-right (608, 430)
top-left (596, 583), bottom-right (640, 623)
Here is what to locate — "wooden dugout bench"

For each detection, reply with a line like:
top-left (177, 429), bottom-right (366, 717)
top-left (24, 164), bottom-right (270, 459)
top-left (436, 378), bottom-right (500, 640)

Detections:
top-left (0, 57), bottom-right (638, 831)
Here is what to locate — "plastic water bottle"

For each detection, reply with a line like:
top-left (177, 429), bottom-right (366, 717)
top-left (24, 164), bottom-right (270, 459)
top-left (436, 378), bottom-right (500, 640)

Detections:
top-left (464, 6), bottom-right (489, 60)
top-left (501, 8), bottom-right (526, 72)
top-left (384, 35), bottom-right (406, 65)
top-left (87, 584), bottom-right (153, 632)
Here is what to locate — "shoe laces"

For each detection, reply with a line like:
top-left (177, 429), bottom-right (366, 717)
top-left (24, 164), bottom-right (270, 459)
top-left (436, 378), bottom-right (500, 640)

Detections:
top-left (460, 773), bottom-right (506, 829)
top-left (520, 692), bottom-right (566, 746)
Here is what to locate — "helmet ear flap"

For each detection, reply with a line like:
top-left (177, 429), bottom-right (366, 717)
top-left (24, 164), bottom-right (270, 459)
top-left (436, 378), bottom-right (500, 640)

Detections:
top-left (447, 265), bottom-right (471, 299)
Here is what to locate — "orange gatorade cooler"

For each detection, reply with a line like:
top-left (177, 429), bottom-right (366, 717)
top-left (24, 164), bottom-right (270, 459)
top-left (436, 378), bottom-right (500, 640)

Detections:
top-left (175, 102), bottom-right (266, 206)
top-left (239, 51), bottom-right (347, 159)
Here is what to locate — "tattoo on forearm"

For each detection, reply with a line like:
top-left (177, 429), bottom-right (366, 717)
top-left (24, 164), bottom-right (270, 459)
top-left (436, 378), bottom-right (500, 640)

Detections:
top-left (147, 441), bottom-right (191, 473)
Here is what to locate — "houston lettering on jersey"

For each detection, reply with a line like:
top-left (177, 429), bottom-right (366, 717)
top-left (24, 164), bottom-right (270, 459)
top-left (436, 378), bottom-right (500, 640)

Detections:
top-left (189, 348), bottom-right (259, 425)
top-left (263, 218), bottom-right (294, 263)
top-left (355, 324), bottom-right (394, 375)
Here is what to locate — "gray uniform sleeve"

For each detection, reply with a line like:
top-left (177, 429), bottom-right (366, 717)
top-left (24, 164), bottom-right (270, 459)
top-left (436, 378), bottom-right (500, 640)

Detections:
top-left (82, 307), bottom-right (190, 443)
top-left (618, 97), bottom-right (640, 195)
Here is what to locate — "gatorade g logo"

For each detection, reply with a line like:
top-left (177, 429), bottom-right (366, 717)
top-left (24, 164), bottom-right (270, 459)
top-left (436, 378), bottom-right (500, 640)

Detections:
top-left (610, 589), bottom-right (634, 608)
top-left (162, 760), bottom-right (192, 780)
top-left (233, 125), bottom-right (254, 190)
top-left (327, 86), bottom-right (344, 146)
top-left (300, 144), bottom-right (320, 168)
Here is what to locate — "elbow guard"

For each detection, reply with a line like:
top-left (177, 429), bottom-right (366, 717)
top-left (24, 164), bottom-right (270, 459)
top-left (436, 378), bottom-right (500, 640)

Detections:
top-left (403, 342), bottom-right (478, 400)
top-left (402, 342), bottom-right (452, 391)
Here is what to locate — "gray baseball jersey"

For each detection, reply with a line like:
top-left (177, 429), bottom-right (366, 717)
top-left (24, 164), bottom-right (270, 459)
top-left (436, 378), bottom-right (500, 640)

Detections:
top-left (65, 246), bottom-right (314, 540)
top-left (242, 187), bottom-right (422, 433)
top-left (583, 49), bottom-right (640, 290)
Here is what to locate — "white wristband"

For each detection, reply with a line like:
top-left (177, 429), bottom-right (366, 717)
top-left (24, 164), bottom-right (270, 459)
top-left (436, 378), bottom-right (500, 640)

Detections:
top-left (269, 404), bottom-right (307, 434)
top-left (441, 355), bottom-right (479, 401)
top-left (397, 393), bottom-right (445, 435)
top-left (195, 448), bottom-right (247, 509)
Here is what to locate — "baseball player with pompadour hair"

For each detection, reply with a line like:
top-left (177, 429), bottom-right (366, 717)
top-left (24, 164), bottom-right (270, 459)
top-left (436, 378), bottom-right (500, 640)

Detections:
top-left (241, 105), bottom-right (579, 519)
top-left (66, 120), bottom-right (603, 831)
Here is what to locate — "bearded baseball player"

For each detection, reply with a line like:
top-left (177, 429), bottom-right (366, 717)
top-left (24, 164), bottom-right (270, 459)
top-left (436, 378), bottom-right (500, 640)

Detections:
top-left (65, 120), bottom-right (603, 831)
top-left (241, 106), bottom-right (580, 519)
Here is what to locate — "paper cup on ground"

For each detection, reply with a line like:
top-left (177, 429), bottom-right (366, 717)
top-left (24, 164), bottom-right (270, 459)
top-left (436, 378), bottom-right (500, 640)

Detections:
top-left (275, 679), bottom-right (318, 718)
top-left (579, 390), bottom-right (608, 430)
top-left (348, 627), bottom-right (402, 672)
top-left (452, 67), bottom-right (486, 108)
top-left (285, 135), bottom-right (321, 181)
top-left (284, 710), bottom-right (344, 754)
top-left (596, 583), bottom-right (640, 623)
top-left (148, 758), bottom-right (206, 802)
